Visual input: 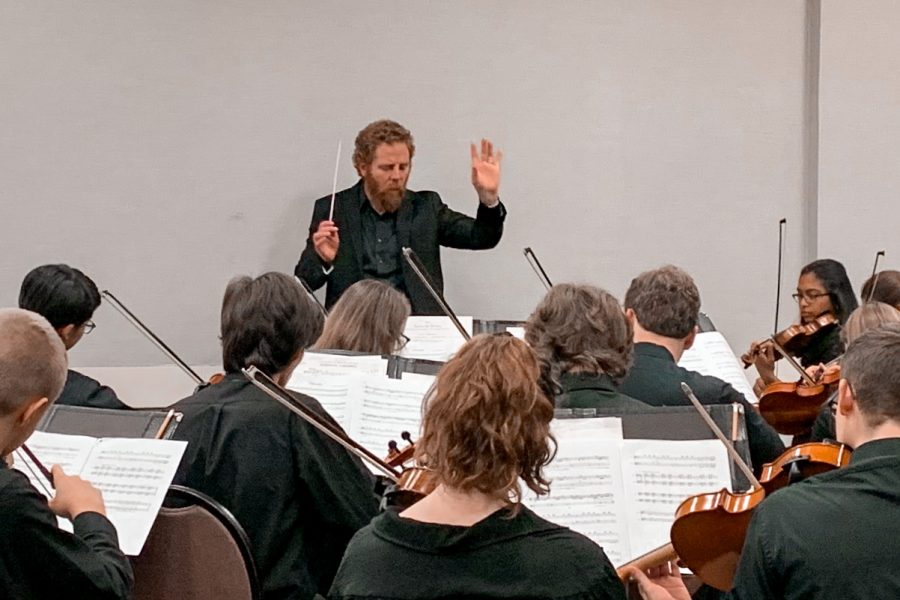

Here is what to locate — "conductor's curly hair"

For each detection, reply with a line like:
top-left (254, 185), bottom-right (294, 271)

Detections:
top-left (416, 334), bottom-right (556, 512)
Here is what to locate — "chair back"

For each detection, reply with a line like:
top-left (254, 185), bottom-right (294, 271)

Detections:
top-left (131, 485), bottom-right (260, 600)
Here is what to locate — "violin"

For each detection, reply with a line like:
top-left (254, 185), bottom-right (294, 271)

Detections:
top-left (741, 313), bottom-right (839, 368)
top-left (758, 364), bottom-right (840, 435)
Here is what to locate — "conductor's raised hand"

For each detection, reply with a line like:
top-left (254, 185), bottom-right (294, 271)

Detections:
top-left (48, 464), bottom-right (107, 520)
top-left (312, 220), bottom-right (340, 264)
top-left (470, 138), bottom-right (502, 205)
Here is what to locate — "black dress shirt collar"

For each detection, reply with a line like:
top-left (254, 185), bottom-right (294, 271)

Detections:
top-left (633, 342), bottom-right (677, 362)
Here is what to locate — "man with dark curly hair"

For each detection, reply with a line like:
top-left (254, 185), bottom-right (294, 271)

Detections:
top-left (295, 119), bottom-right (506, 314)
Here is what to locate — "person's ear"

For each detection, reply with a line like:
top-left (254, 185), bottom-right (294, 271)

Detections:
top-left (837, 379), bottom-right (856, 416)
top-left (683, 327), bottom-right (698, 351)
top-left (17, 397), bottom-right (50, 431)
top-left (56, 324), bottom-right (77, 347)
top-left (624, 308), bottom-right (636, 325)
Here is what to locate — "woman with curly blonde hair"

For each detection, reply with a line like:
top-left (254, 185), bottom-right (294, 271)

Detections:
top-left (328, 333), bottom-right (626, 600)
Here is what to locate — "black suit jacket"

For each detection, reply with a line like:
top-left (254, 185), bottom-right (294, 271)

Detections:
top-left (294, 180), bottom-right (506, 315)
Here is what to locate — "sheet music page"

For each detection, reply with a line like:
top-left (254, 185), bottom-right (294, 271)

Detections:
top-left (398, 316), bottom-right (473, 361)
top-left (619, 439), bottom-right (732, 560)
top-left (353, 376), bottom-right (433, 471)
top-left (529, 418), bottom-right (631, 565)
top-left (286, 372), bottom-right (366, 430)
top-left (678, 332), bottom-right (757, 404)
top-left (79, 437), bottom-right (187, 555)
top-left (16, 430), bottom-right (95, 480)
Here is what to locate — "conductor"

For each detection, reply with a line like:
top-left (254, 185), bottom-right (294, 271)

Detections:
top-left (294, 119), bottom-right (506, 315)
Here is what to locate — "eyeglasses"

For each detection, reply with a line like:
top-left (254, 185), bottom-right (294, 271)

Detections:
top-left (397, 333), bottom-right (411, 351)
top-left (792, 291), bottom-right (829, 303)
top-left (828, 393), bottom-right (838, 416)
top-left (82, 320), bottom-right (96, 334)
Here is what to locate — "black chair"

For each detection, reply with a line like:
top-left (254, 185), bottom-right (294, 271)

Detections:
top-left (131, 485), bottom-right (260, 600)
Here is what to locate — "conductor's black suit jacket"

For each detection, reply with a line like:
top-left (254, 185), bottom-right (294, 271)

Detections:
top-left (294, 180), bottom-right (506, 314)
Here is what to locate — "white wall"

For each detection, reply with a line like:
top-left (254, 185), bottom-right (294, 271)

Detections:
top-left (1, 1), bottom-right (811, 368)
top-left (819, 0), bottom-right (900, 287)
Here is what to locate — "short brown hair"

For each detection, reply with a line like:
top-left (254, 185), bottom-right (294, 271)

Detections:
top-left (417, 335), bottom-right (555, 509)
top-left (842, 302), bottom-right (900, 345)
top-left (861, 270), bottom-right (900, 308)
top-left (624, 265), bottom-right (700, 338)
top-left (352, 119), bottom-right (415, 174)
top-left (841, 322), bottom-right (900, 426)
top-left (221, 273), bottom-right (324, 376)
top-left (525, 284), bottom-right (633, 384)
top-left (0, 309), bottom-right (68, 415)
top-left (314, 280), bottom-right (410, 354)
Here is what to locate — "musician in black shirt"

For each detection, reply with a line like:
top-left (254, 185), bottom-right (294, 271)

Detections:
top-left (0, 309), bottom-right (132, 600)
top-left (172, 273), bottom-right (379, 600)
top-left (744, 258), bottom-right (858, 396)
top-left (18, 264), bottom-right (129, 410)
top-left (329, 334), bottom-right (626, 600)
top-left (628, 323), bottom-right (900, 600)
top-left (525, 283), bottom-right (651, 413)
top-left (619, 266), bottom-right (784, 471)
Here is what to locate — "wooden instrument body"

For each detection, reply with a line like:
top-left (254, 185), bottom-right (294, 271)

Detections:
top-left (758, 367), bottom-right (839, 435)
top-left (669, 487), bottom-right (765, 592)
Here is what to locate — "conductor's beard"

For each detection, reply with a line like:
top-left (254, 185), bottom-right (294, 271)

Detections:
top-left (365, 176), bottom-right (406, 214)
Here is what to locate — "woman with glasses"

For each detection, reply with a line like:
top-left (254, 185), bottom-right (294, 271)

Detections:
top-left (744, 258), bottom-right (858, 396)
top-left (328, 334), bottom-right (626, 600)
top-left (313, 279), bottom-right (411, 355)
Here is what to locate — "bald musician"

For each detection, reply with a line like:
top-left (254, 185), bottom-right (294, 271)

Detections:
top-left (0, 308), bottom-right (132, 599)
top-left (294, 119), bottom-right (506, 315)
top-left (627, 323), bottom-right (900, 599)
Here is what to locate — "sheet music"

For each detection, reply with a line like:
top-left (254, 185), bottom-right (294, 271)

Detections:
top-left (289, 352), bottom-right (387, 381)
top-left (14, 431), bottom-right (186, 556)
top-left (353, 377), bottom-right (433, 465)
top-left (679, 332), bottom-right (757, 405)
top-left (79, 437), bottom-right (187, 555)
top-left (530, 418), bottom-right (629, 564)
top-left (286, 353), bottom-right (387, 425)
top-left (399, 316), bottom-right (473, 361)
top-left (620, 439), bottom-right (732, 559)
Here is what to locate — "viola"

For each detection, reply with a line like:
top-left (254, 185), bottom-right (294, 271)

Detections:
top-left (669, 439), bottom-right (850, 591)
top-left (670, 486), bottom-right (765, 591)
top-left (382, 433), bottom-right (439, 509)
top-left (758, 365), bottom-right (840, 435)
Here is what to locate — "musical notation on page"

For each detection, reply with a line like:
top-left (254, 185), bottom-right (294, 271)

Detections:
top-left (14, 431), bottom-right (186, 556)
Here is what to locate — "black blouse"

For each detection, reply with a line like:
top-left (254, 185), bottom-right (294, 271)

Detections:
top-left (329, 505), bottom-right (626, 600)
